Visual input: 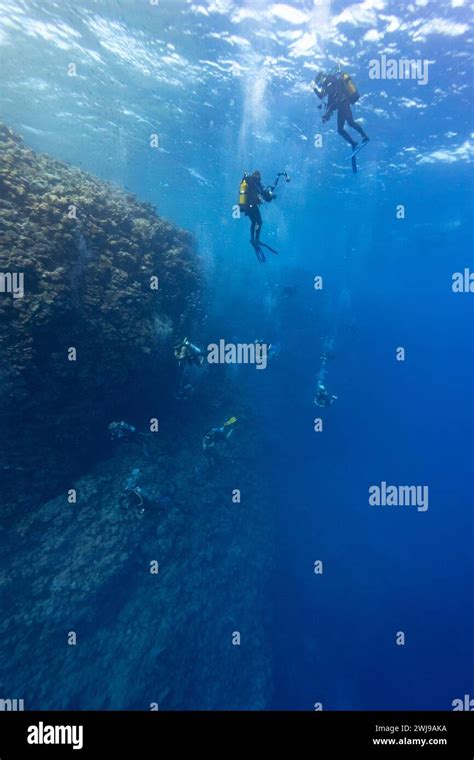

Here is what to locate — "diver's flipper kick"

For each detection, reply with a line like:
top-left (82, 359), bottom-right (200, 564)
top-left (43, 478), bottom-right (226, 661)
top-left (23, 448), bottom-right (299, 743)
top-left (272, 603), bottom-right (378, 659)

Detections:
top-left (250, 240), bottom-right (279, 263)
top-left (258, 241), bottom-right (279, 254)
top-left (250, 240), bottom-right (266, 263)
top-left (239, 170), bottom-right (289, 262)
top-left (351, 137), bottom-right (369, 159)
top-left (351, 137), bottom-right (369, 173)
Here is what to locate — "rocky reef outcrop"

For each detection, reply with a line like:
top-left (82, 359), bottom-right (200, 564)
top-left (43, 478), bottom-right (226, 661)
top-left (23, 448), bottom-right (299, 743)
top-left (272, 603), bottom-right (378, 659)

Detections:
top-left (1, 416), bottom-right (273, 709)
top-left (0, 124), bottom-right (274, 709)
top-left (0, 124), bottom-right (201, 511)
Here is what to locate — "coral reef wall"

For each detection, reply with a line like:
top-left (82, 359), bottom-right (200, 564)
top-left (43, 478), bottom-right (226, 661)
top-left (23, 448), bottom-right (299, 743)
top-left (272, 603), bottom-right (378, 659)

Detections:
top-left (0, 124), bottom-right (201, 511)
top-left (0, 125), bottom-right (273, 709)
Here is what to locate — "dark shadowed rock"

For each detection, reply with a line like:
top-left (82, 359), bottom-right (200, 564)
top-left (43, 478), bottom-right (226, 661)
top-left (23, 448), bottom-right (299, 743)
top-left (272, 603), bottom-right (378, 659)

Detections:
top-left (0, 123), bottom-right (201, 511)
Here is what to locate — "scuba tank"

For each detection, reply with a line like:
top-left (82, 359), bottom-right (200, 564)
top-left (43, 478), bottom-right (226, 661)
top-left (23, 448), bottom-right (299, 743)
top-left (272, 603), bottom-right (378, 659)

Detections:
top-left (239, 174), bottom-right (248, 208)
top-left (340, 72), bottom-right (359, 104)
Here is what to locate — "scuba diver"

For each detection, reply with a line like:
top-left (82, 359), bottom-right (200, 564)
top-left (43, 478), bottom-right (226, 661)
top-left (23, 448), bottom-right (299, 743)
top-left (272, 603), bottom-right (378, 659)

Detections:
top-left (239, 171), bottom-right (289, 262)
top-left (174, 337), bottom-right (205, 367)
top-left (109, 422), bottom-right (152, 456)
top-left (121, 486), bottom-right (146, 514)
top-left (314, 383), bottom-right (338, 408)
top-left (121, 484), bottom-right (164, 514)
top-left (311, 69), bottom-right (369, 163)
top-left (120, 468), bottom-right (165, 514)
top-left (109, 421), bottom-right (138, 441)
top-left (203, 416), bottom-right (237, 450)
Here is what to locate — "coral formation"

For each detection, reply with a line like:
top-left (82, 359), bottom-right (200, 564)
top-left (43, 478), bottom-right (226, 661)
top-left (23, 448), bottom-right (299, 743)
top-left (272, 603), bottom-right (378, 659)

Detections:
top-left (0, 123), bottom-right (201, 510)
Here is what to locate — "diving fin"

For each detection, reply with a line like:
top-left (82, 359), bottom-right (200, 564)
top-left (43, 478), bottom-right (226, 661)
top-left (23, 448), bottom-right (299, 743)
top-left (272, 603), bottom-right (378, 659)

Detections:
top-left (224, 416), bottom-right (237, 426)
top-left (259, 241), bottom-right (279, 255)
top-left (251, 240), bottom-right (266, 262)
top-left (350, 139), bottom-right (368, 159)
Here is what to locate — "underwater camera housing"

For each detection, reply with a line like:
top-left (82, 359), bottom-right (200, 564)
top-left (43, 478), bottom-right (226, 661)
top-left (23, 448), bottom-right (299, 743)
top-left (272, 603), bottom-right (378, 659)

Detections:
top-left (265, 171), bottom-right (290, 200)
top-left (262, 188), bottom-right (276, 202)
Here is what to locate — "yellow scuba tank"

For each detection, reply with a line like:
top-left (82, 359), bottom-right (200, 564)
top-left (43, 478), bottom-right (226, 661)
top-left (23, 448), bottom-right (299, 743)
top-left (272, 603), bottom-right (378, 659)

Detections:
top-left (341, 72), bottom-right (359, 104)
top-left (239, 175), bottom-right (248, 207)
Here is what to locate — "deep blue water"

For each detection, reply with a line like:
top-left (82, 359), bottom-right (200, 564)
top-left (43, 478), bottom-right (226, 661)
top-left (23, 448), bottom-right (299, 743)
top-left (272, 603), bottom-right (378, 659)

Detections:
top-left (1, 0), bottom-right (473, 710)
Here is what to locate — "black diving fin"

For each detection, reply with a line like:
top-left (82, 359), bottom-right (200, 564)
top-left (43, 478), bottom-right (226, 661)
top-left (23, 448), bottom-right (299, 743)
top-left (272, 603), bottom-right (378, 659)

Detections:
top-left (258, 241), bottom-right (279, 255)
top-left (250, 240), bottom-right (266, 262)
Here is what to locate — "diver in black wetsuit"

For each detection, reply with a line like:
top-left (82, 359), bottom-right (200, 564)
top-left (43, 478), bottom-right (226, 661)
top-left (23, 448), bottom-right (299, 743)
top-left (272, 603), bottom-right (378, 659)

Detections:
top-left (312, 71), bottom-right (369, 151)
top-left (314, 383), bottom-right (337, 408)
top-left (174, 337), bottom-right (205, 367)
top-left (246, 171), bottom-right (264, 256)
top-left (203, 416), bottom-right (237, 450)
top-left (239, 170), bottom-right (279, 263)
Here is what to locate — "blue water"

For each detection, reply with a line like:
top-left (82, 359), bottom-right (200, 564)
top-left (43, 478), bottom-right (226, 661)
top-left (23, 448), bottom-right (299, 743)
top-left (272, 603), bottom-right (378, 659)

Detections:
top-left (1, 0), bottom-right (473, 710)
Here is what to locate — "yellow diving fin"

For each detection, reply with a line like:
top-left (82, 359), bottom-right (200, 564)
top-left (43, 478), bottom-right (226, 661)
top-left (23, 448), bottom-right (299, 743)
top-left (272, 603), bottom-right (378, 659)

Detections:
top-left (224, 416), bottom-right (237, 426)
